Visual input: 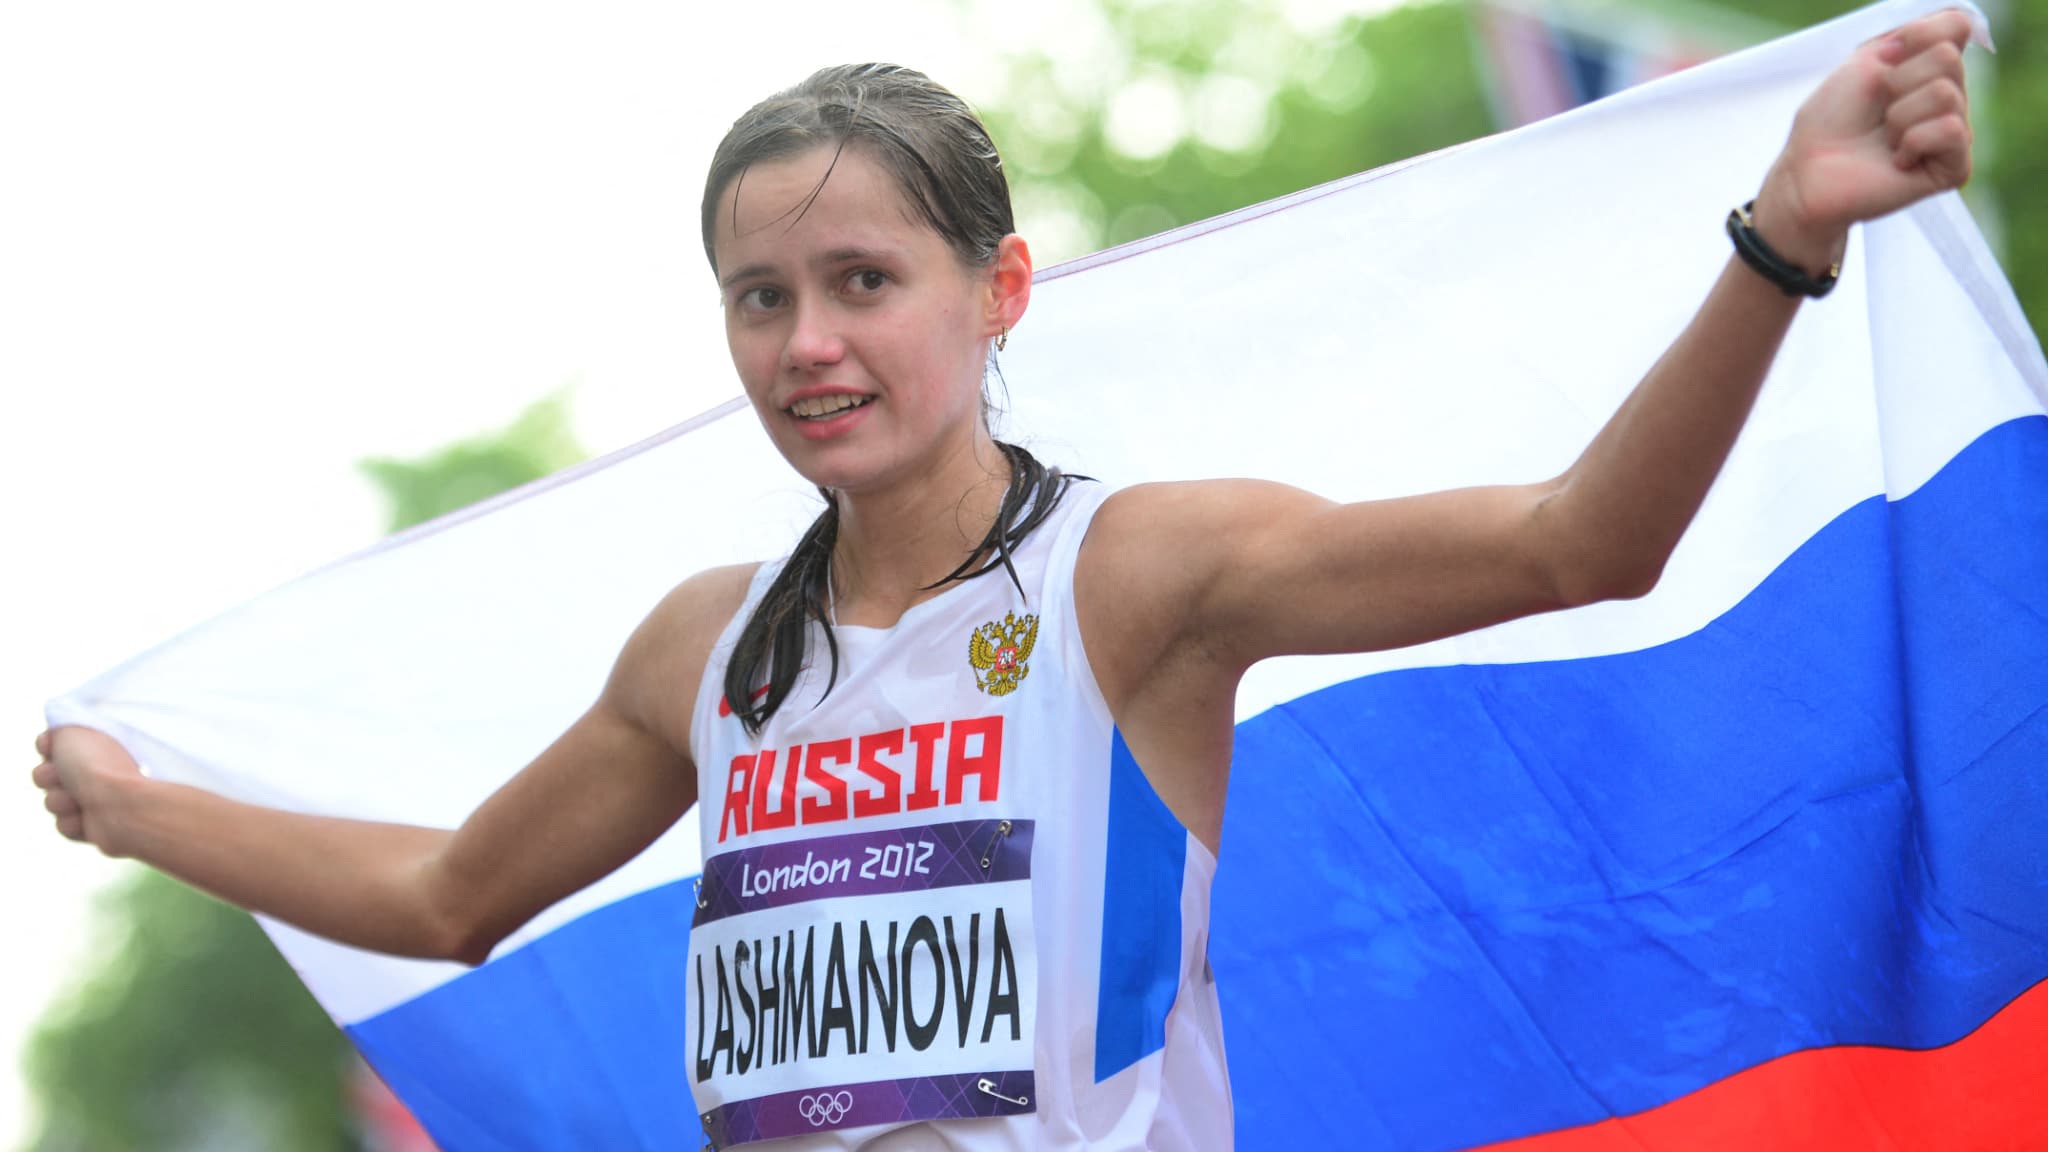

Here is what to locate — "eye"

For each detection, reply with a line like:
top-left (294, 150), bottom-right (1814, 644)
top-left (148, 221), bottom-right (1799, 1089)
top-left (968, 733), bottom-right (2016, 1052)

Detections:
top-left (736, 285), bottom-right (785, 313)
top-left (844, 269), bottom-right (889, 295)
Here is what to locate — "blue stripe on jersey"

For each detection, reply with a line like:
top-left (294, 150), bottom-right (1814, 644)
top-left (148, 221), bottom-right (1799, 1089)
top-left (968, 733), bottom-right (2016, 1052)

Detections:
top-left (1094, 727), bottom-right (1190, 1082)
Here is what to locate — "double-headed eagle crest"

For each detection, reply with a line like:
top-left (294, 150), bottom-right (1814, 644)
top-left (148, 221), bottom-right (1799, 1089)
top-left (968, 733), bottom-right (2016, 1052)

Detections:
top-left (968, 610), bottom-right (1039, 697)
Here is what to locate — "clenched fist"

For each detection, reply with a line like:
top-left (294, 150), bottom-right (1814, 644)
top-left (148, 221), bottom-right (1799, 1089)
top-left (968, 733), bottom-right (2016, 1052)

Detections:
top-left (31, 726), bottom-right (141, 855)
top-left (1752, 8), bottom-right (1982, 274)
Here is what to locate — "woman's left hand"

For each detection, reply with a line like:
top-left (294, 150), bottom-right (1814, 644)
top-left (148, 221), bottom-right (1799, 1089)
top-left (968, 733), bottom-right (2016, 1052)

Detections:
top-left (1751, 8), bottom-right (1980, 273)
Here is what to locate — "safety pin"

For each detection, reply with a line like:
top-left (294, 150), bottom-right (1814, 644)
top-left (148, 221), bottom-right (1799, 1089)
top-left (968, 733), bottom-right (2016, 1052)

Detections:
top-left (694, 877), bottom-right (709, 910)
top-left (977, 820), bottom-right (1014, 871)
top-left (976, 1078), bottom-right (1029, 1107)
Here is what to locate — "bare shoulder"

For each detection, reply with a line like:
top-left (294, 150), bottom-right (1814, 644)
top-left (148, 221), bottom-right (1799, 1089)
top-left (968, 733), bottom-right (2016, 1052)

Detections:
top-left (1082, 479), bottom-right (1320, 607)
top-left (1090, 479), bottom-right (1316, 544)
top-left (638, 562), bottom-right (762, 653)
top-left (1077, 480), bottom-right (1311, 697)
top-left (1077, 482), bottom-right (1305, 846)
top-left (604, 562), bottom-right (762, 757)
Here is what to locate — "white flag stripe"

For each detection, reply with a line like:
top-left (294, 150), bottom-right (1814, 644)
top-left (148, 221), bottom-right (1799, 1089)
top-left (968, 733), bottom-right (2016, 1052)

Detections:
top-left (49, 0), bottom-right (2036, 1027)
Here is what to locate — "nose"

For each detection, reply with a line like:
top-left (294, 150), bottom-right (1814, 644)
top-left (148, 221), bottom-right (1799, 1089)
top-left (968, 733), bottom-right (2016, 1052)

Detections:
top-left (783, 299), bottom-right (845, 373)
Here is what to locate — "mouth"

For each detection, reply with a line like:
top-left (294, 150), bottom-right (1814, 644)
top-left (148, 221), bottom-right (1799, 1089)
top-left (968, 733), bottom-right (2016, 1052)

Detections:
top-left (785, 394), bottom-right (875, 421)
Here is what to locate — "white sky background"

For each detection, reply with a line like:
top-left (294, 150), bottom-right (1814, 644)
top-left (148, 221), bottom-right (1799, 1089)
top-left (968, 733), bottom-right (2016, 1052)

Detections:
top-left (0, 0), bottom-right (1414, 1143)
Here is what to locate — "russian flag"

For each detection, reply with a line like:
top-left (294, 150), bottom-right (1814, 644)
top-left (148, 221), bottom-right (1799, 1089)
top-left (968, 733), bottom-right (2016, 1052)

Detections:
top-left (47, 1), bottom-right (2045, 1148)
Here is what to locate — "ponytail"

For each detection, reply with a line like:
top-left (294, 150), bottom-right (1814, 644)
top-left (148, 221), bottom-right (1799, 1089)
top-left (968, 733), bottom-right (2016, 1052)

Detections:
top-left (723, 441), bottom-right (1077, 735)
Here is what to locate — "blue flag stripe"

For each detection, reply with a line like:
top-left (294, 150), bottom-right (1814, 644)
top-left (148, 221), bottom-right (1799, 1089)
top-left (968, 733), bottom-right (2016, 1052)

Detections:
top-left (1213, 413), bottom-right (2048, 1151)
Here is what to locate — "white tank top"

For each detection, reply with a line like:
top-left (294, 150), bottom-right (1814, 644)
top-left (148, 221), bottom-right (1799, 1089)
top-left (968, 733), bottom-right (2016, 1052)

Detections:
top-left (686, 481), bottom-right (1231, 1151)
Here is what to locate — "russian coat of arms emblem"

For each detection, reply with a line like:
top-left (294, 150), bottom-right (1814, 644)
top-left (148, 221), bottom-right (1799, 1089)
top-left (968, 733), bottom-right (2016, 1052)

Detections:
top-left (968, 611), bottom-right (1039, 697)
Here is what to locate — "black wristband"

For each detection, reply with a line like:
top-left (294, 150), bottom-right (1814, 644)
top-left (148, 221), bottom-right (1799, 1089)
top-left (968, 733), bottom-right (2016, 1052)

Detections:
top-left (1726, 200), bottom-right (1841, 299)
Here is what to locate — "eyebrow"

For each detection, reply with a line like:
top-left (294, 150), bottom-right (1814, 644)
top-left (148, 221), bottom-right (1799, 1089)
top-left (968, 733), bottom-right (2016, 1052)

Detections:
top-left (817, 245), bottom-right (890, 267)
top-left (719, 263), bottom-right (773, 289)
top-left (718, 246), bottom-right (896, 290)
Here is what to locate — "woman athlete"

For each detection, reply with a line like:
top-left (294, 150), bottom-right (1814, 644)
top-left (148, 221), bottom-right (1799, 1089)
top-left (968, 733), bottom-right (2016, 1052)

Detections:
top-left (34, 11), bottom-right (1978, 1150)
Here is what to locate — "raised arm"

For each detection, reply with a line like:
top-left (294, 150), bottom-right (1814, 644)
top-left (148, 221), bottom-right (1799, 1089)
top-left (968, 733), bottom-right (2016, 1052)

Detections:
top-left (1089, 10), bottom-right (1978, 674)
top-left (31, 563), bottom-right (754, 965)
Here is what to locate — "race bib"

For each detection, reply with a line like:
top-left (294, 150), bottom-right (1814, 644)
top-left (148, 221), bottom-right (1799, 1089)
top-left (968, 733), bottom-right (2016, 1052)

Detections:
top-left (689, 817), bottom-right (1038, 1147)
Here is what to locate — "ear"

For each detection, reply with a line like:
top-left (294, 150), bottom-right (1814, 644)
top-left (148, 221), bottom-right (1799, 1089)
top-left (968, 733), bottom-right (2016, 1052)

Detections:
top-left (985, 233), bottom-right (1033, 338)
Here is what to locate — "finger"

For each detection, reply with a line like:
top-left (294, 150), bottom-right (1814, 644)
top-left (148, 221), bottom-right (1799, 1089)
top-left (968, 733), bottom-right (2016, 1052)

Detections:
top-left (1896, 114), bottom-right (1972, 186)
top-left (1879, 10), bottom-right (1977, 64)
top-left (1881, 39), bottom-right (1965, 101)
top-left (35, 729), bottom-right (52, 758)
top-left (1886, 77), bottom-right (1969, 147)
top-left (44, 789), bottom-right (79, 817)
top-left (32, 760), bottom-right (58, 788)
top-left (56, 813), bottom-right (85, 842)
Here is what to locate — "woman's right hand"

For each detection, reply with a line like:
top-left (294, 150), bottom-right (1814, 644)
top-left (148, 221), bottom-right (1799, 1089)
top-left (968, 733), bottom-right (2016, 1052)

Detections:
top-left (31, 726), bottom-right (141, 854)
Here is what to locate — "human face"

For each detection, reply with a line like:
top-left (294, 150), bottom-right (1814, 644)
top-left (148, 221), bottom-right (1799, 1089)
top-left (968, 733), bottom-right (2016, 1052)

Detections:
top-left (713, 145), bottom-right (997, 494)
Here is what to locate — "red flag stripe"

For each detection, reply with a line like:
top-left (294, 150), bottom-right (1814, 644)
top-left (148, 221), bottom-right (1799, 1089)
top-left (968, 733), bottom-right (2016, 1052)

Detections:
top-left (1475, 978), bottom-right (2048, 1152)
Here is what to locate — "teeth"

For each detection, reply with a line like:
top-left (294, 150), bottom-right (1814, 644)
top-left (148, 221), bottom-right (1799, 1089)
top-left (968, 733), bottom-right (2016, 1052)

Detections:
top-left (789, 394), bottom-right (870, 419)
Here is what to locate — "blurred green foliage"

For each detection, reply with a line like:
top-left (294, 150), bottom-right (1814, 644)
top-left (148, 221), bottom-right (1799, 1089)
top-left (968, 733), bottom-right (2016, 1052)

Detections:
top-left (990, 0), bottom-right (1494, 252)
top-left (1990, 2), bottom-right (2048, 332)
top-left (359, 395), bottom-right (586, 535)
top-left (22, 397), bottom-right (583, 1152)
top-left (24, 876), bottom-right (357, 1151)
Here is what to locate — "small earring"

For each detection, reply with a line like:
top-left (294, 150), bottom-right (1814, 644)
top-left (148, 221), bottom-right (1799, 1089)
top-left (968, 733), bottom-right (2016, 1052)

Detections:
top-left (995, 326), bottom-right (1008, 352)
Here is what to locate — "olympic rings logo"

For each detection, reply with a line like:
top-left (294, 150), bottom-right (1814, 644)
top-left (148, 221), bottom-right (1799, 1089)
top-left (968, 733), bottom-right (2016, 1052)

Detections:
top-left (797, 1090), bottom-right (854, 1127)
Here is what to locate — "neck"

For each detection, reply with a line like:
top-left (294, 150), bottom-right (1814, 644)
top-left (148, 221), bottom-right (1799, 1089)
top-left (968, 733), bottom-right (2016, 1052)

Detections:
top-left (829, 432), bottom-right (1012, 627)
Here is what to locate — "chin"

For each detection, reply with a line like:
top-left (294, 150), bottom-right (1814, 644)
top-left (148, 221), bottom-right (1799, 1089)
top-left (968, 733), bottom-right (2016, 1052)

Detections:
top-left (774, 440), bottom-right (889, 495)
